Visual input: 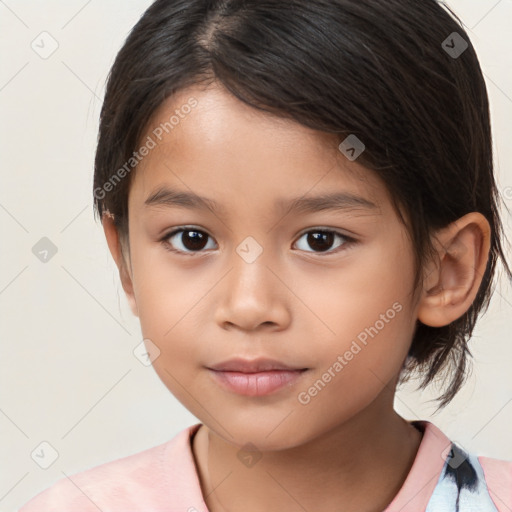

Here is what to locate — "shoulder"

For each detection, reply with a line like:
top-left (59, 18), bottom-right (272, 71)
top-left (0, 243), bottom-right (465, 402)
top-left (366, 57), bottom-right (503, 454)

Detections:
top-left (478, 455), bottom-right (512, 511)
top-left (404, 421), bottom-right (512, 512)
top-left (18, 424), bottom-right (202, 512)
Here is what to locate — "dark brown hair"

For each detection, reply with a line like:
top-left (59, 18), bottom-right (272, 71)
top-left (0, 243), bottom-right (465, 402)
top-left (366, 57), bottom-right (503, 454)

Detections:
top-left (93, 0), bottom-right (511, 409)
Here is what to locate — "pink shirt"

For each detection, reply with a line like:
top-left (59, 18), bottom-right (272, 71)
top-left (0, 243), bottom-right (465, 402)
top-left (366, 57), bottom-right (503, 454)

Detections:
top-left (18, 421), bottom-right (512, 511)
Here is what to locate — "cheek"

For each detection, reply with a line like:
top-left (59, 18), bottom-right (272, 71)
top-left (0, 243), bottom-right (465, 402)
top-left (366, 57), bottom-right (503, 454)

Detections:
top-left (303, 235), bottom-right (415, 385)
top-left (304, 240), bottom-right (413, 343)
top-left (130, 240), bottom-right (201, 328)
top-left (293, 304), bottom-right (413, 438)
top-left (128, 245), bottom-right (203, 369)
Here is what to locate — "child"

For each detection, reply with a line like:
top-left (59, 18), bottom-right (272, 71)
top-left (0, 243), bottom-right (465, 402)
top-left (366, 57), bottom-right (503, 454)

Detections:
top-left (19, 0), bottom-right (512, 510)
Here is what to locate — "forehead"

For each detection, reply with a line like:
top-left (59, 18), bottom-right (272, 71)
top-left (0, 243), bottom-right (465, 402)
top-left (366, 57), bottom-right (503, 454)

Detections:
top-left (129, 83), bottom-right (389, 215)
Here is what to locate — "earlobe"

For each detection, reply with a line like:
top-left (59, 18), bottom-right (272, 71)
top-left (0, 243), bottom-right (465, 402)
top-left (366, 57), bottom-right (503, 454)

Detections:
top-left (102, 213), bottom-right (139, 318)
top-left (417, 212), bottom-right (491, 328)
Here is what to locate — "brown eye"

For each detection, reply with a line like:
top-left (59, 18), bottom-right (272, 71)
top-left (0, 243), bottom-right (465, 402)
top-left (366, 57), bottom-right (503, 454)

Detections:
top-left (161, 227), bottom-right (354, 256)
top-left (294, 230), bottom-right (352, 254)
top-left (163, 228), bottom-right (216, 253)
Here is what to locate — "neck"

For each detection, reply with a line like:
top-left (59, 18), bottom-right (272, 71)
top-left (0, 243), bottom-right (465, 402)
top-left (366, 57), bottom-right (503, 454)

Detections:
top-left (192, 400), bottom-right (423, 512)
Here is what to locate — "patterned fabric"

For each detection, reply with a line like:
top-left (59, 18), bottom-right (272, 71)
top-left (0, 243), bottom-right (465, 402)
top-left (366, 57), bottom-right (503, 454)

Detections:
top-left (426, 443), bottom-right (499, 512)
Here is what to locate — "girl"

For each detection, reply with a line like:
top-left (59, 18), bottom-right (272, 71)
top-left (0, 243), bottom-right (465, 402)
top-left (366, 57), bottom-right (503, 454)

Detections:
top-left (19, 0), bottom-right (512, 511)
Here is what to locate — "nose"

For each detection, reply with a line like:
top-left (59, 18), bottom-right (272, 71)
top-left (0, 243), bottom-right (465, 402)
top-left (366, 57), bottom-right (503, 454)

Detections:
top-left (214, 245), bottom-right (292, 333)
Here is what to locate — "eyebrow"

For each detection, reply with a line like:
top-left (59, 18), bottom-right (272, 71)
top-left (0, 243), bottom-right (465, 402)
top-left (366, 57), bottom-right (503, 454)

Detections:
top-left (144, 186), bottom-right (378, 215)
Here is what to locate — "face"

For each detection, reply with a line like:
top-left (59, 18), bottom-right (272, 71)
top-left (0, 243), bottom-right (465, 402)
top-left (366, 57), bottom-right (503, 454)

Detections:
top-left (118, 82), bottom-right (420, 450)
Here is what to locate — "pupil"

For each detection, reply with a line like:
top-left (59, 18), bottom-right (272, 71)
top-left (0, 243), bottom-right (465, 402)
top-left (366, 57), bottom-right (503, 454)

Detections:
top-left (183, 231), bottom-right (206, 251)
top-left (308, 232), bottom-right (333, 252)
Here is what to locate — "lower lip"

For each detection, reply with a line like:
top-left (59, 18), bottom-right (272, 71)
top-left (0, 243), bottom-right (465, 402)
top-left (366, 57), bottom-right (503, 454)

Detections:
top-left (208, 369), bottom-right (307, 396)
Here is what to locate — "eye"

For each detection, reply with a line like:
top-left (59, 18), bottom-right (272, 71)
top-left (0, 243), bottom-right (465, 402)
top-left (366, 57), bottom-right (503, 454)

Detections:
top-left (160, 227), bottom-right (355, 256)
top-left (294, 229), bottom-right (354, 254)
top-left (161, 227), bottom-right (216, 255)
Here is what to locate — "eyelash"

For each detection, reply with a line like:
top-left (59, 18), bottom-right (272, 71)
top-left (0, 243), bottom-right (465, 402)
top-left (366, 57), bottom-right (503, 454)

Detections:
top-left (159, 226), bottom-right (357, 257)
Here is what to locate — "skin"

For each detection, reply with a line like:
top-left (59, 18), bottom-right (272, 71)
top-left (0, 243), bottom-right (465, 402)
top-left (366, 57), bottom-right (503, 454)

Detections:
top-left (102, 81), bottom-right (491, 512)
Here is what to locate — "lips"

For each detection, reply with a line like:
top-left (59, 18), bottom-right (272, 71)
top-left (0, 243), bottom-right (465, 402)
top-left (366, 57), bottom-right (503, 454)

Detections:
top-left (207, 357), bottom-right (309, 396)
top-left (208, 357), bottom-right (308, 373)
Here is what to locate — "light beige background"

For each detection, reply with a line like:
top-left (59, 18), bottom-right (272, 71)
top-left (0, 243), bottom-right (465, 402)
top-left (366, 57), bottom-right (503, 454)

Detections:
top-left (0, 1), bottom-right (511, 511)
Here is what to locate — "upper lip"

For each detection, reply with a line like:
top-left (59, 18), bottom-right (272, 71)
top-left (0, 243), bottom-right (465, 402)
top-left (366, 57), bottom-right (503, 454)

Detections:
top-left (208, 357), bottom-right (307, 373)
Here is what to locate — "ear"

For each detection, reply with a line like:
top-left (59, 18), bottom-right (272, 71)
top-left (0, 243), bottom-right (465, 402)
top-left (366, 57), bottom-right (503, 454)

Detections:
top-left (417, 212), bottom-right (491, 327)
top-left (102, 213), bottom-right (139, 317)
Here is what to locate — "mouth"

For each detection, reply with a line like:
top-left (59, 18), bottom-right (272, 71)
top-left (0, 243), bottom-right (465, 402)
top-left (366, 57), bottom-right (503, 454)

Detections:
top-left (208, 357), bottom-right (308, 373)
top-left (207, 358), bottom-right (309, 396)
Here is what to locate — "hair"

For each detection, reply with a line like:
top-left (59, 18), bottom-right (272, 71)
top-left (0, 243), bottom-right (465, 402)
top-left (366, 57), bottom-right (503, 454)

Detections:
top-left (93, 0), bottom-right (511, 410)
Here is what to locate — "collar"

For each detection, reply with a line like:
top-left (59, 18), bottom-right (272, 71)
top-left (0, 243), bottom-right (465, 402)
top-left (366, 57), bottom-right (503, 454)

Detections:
top-left (166, 420), bottom-right (451, 512)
